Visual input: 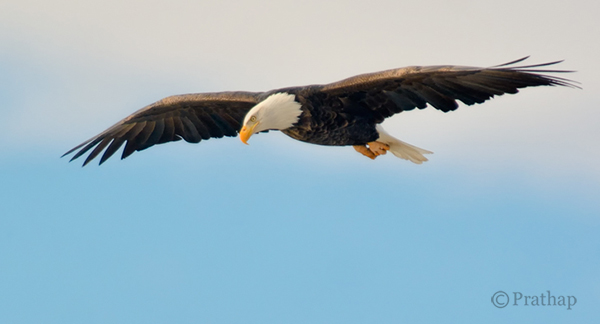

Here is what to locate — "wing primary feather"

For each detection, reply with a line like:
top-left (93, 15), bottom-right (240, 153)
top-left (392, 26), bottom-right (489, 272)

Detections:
top-left (527, 74), bottom-right (581, 88)
top-left (99, 137), bottom-right (126, 165)
top-left (121, 141), bottom-right (135, 160)
top-left (82, 137), bottom-right (113, 166)
top-left (69, 137), bottom-right (104, 162)
top-left (210, 113), bottom-right (238, 136)
top-left (492, 56), bottom-right (530, 67)
top-left (172, 116), bottom-right (185, 136)
top-left (180, 116), bottom-right (202, 143)
top-left (120, 122), bottom-right (147, 159)
top-left (411, 84), bottom-right (458, 112)
top-left (197, 113), bottom-right (224, 138)
top-left (217, 110), bottom-right (243, 132)
top-left (130, 121), bottom-right (156, 152)
top-left (63, 141), bottom-right (89, 158)
top-left (425, 78), bottom-right (491, 104)
top-left (185, 112), bottom-right (212, 139)
top-left (159, 117), bottom-right (175, 143)
top-left (507, 60), bottom-right (565, 69)
top-left (383, 90), bottom-right (418, 112)
top-left (135, 121), bottom-right (156, 147)
top-left (124, 122), bottom-right (148, 141)
top-left (138, 119), bottom-right (165, 150)
top-left (396, 86), bottom-right (429, 109)
top-left (460, 79), bottom-right (517, 95)
top-left (493, 75), bottom-right (550, 89)
top-left (112, 123), bottom-right (137, 138)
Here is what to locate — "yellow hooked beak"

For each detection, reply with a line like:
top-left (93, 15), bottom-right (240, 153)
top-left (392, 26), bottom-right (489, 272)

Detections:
top-left (239, 123), bottom-right (258, 145)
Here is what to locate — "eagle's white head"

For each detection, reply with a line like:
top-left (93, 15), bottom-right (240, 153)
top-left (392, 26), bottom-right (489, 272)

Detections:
top-left (239, 92), bottom-right (303, 144)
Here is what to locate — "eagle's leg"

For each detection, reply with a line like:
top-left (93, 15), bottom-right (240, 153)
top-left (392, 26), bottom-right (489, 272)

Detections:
top-left (368, 141), bottom-right (390, 156)
top-left (353, 142), bottom-right (390, 159)
top-left (353, 145), bottom-right (376, 159)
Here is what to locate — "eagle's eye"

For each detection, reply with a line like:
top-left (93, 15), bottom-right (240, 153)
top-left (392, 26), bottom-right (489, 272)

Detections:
top-left (250, 116), bottom-right (257, 122)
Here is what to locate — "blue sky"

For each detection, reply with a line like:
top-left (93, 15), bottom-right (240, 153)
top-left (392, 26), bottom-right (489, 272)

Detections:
top-left (1, 0), bottom-right (599, 323)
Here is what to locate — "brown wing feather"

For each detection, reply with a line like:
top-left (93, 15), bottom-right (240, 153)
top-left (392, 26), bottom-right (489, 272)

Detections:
top-left (319, 57), bottom-right (578, 119)
top-left (63, 91), bottom-right (262, 166)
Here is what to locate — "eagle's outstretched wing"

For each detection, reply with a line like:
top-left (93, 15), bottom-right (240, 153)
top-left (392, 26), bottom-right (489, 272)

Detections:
top-left (63, 91), bottom-right (262, 166)
top-left (317, 57), bottom-right (578, 122)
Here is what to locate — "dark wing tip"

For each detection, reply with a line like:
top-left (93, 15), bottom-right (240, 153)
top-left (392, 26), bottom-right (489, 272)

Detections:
top-left (492, 57), bottom-right (581, 89)
top-left (61, 138), bottom-right (104, 166)
top-left (61, 142), bottom-right (88, 159)
top-left (491, 56), bottom-right (566, 69)
top-left (492, 56), bottom-right (531, 67)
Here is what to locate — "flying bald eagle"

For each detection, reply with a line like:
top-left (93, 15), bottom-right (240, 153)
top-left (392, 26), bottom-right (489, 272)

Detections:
top-left (63, 57), bottom-right (576, 166)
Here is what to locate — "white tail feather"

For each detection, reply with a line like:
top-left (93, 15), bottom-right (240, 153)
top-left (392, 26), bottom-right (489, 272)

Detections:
top-left (376, 125), bottom-right (433, 164)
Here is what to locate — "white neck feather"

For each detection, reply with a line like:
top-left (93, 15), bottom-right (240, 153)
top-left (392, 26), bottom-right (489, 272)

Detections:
top-left (244, 92), bottom-right (303, 131)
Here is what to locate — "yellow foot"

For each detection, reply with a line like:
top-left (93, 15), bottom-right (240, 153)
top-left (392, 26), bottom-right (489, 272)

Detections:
top-left (353, 145), bottom-right (376, 160)
top-left (353, 141), bottom-right (390, 160)
top-left (368, 141), bottom-right (390, 156)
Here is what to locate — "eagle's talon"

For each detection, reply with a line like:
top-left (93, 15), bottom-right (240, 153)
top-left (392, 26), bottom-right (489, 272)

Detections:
top-left (367, 141), bottom-right (390, 156)
top-left (353, 144), bottom-right (377, 160)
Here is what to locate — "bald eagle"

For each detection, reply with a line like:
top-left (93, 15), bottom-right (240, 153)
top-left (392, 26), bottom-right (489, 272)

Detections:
top-left (63, 57), bottom-right (576, 166)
